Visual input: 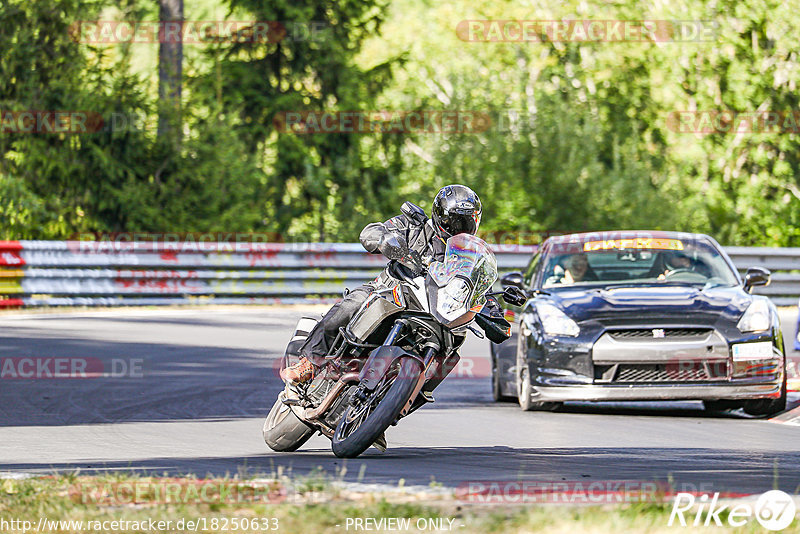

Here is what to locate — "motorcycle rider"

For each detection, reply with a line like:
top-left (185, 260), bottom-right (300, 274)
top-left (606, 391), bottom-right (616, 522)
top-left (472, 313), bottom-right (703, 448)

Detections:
top-left (283, 184), bottom-right (489, 384)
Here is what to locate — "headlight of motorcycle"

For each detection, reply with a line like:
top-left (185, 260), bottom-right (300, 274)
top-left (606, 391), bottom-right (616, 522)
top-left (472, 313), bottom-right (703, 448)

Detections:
top-left (737, 299), bottom-right (771, 333)
top-left (436, 278), bottom-right (471, 323)
top-left (533, 302), bottom-right (580, 337)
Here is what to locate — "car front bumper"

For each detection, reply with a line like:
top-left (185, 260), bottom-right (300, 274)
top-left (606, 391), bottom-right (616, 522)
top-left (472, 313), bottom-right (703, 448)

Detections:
top-left (524, 326), bottom-right (784, 402)
top-left (531, 381), bottom-right (782, 402)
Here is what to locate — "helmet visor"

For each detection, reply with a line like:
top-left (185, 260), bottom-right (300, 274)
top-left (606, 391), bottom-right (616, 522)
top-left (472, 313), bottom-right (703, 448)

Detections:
top-left (442, 209), bottom-right (480, 236)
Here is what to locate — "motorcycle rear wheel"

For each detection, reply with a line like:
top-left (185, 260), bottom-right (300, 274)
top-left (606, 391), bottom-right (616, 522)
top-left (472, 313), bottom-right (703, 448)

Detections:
top-left (331, 357), bottom-right (422, 458)
top-left (263, 392), bottom-right (315, 452)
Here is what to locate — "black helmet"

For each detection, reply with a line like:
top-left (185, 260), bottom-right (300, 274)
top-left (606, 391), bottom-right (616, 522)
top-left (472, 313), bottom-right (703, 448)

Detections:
top-left (431, 185), bottom-right (482, 238)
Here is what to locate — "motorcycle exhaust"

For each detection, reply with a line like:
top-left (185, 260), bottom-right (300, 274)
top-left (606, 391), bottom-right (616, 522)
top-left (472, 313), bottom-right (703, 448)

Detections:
top-left (303, 372), bottom-right (360, 420)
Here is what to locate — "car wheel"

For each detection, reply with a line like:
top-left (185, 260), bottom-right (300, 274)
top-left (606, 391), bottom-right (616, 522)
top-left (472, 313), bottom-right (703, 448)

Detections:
top-left (742, 363), bottom-right (788, 417)
top-left (491, 351), bottom-right (515, 403)
top-left (517, 366), bottom-right (560, 412)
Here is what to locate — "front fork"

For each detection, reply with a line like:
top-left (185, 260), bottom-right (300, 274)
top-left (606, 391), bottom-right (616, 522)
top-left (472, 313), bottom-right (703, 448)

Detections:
top-left (354, 319), bottom-right (439, 413)
top-left (384, 318), bottom-right (439, 371)
top-left (385, 319), bottom-right (441, 417)
top-left (399, 344), bottom-right (438, 417)
top-left (383, 319), bottom-right (405, 346)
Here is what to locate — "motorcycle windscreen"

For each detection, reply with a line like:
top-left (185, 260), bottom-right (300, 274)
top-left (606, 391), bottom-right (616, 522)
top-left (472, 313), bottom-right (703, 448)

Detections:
top-left (427, 234), bottom-right (498, 326)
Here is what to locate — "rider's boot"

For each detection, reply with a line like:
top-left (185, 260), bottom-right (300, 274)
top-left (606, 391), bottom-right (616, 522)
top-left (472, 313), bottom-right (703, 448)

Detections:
top-left (372, 432), bottom-right (387, 452)
top-left (281, 357), bottom-right (316, 384)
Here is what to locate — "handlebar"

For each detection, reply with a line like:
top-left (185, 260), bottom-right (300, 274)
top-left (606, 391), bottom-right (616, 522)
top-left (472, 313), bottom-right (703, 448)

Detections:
top-left (388, 260), bottom-right (425, 288)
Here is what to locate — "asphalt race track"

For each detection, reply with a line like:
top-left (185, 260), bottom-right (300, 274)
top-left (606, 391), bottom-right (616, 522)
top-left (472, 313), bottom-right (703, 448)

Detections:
top-left (0, 307), bottom-right (798, 495)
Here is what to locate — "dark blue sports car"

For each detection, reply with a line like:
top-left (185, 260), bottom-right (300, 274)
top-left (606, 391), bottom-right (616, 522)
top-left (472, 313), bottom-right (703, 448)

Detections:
top-left (492, 231), bottom-right (787, 416)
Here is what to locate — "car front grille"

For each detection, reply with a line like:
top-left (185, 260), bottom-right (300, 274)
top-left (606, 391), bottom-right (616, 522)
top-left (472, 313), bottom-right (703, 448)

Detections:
top-left (612, 362), bottom-right (728, 382)
top-left (592, 329), bottom-right (731, 383)
top-left (608, 328), bottom-right (713, 340)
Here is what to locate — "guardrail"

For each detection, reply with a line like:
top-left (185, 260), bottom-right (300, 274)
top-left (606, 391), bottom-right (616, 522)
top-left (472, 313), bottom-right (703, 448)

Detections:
top-left (0, 241), bottom-right (798, 307)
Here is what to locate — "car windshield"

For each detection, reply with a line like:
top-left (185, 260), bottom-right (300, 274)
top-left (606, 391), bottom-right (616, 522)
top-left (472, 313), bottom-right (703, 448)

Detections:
top-left (540, 237), bottom-right (739, 289)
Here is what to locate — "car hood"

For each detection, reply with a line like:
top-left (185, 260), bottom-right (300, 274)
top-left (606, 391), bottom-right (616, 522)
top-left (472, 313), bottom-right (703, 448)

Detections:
top-left (546, 285), bottom-right (753, 326)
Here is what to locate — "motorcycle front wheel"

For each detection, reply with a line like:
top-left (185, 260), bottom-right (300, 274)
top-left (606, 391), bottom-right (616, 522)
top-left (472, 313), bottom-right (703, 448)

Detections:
top-left (331, 357), bottom-right (422, 458)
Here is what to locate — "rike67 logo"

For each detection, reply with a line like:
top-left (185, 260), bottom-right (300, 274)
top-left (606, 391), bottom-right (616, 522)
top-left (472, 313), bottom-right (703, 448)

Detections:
top-left (669, 490), bottom-right (796, 530)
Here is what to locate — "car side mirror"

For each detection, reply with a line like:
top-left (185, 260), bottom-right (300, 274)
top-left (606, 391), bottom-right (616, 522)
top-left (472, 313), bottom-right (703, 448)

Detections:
top-left (401, 202), bottom-right (427, 225)
top-left (502, 286), bottom-right (527, 307)
top-left (743, 267), bottom-right (770, 293)
top-left (500, 272), bottom-right (524, 289)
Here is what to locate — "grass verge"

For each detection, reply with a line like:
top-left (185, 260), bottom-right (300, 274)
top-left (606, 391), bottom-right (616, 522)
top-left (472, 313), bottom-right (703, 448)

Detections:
top-left (1, 472), bottom-right (796, 533)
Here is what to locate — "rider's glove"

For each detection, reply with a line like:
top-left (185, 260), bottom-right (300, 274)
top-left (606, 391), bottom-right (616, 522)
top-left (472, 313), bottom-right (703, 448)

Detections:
top-left (475, 296), bottom-right (512, 344)
top-left (483, 296), bottom-right (505, 319)
top-left (399, 249), bottom-right (424, 276)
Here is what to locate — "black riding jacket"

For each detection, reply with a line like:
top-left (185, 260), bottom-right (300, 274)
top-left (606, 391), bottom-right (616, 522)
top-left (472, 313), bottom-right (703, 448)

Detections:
top-left (359, 212), bottom-right (508, 340)
top-left (359, 213), bottom-right (447, 267)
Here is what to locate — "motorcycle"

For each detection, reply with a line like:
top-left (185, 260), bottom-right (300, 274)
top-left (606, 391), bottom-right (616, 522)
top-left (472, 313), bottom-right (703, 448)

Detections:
top-left (263, 227), bottom-right (526, 458)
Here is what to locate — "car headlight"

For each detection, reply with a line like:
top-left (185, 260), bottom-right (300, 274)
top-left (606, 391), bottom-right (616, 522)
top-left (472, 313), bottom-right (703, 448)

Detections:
top-left (436, 278), bottom-right (471, 322)
top-left (533, 302), bottom-right (580, 337)
top-left (737, 299), bottom-right (771, 333)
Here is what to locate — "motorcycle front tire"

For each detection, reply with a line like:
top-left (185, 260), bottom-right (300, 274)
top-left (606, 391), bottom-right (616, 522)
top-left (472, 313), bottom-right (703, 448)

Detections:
top-left (331, 357), bottom-right (422, 458)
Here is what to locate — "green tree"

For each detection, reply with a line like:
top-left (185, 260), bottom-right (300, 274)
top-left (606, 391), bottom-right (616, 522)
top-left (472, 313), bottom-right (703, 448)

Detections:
top-left (204, 0), bottom-right (403, 241)
top-left (0, 0), bottom-right (265, 238)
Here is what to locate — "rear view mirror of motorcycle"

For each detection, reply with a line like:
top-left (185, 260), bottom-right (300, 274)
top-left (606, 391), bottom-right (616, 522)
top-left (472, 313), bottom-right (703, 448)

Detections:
top-left (381, 233), bottom-right (409, 261)
top-left (502, 285), bottom-right (527, 306)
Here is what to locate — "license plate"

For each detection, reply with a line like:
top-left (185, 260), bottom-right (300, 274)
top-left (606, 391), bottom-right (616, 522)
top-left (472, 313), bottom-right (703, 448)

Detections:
top-left (731, 341), bottom-right (774, 361)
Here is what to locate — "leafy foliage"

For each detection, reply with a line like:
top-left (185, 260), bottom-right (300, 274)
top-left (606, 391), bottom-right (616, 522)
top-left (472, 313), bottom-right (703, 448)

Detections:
top-left (1, 0), bottom-right (798, 245)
